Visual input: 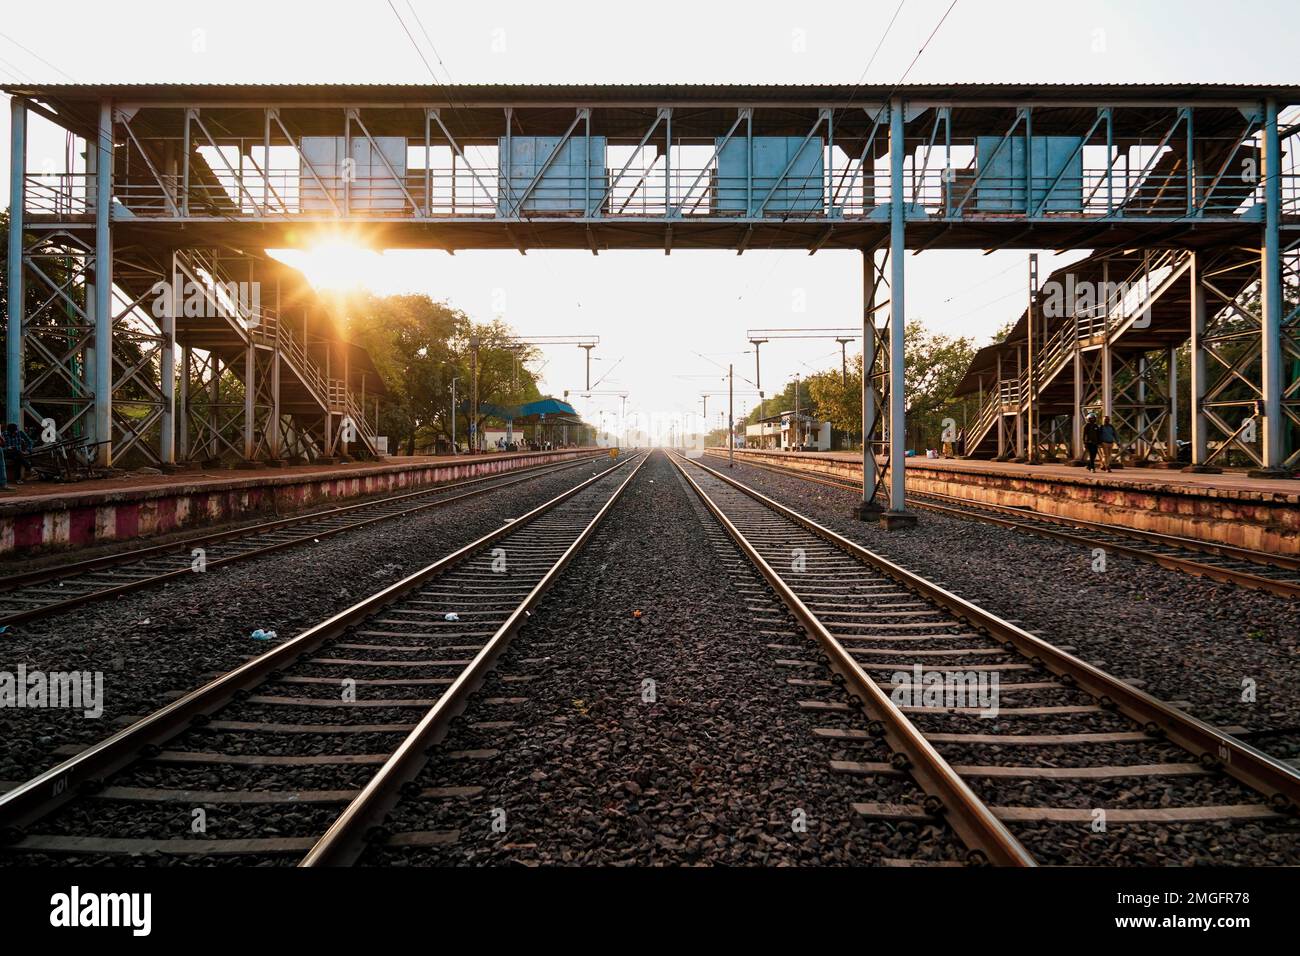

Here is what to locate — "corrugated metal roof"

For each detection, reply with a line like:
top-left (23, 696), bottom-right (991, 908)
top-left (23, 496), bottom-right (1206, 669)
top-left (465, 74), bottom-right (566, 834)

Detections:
top-left (6, 82), bottom-right (1299, 101)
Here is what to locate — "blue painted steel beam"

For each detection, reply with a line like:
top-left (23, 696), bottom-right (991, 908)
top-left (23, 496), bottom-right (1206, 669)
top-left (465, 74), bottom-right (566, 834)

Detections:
top-left (94, 99), bottom-right (113, 466)
top-left (6, 96), bottom-right (24, 424)
top-left (1261, 97), bottom-right (1283, 471)
top-left (888, 98), bottom-right (910, 518)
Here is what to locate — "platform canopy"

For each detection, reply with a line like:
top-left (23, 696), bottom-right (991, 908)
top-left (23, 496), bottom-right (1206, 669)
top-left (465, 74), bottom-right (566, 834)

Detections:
top-left (477, 397), bottom-right (580, 422)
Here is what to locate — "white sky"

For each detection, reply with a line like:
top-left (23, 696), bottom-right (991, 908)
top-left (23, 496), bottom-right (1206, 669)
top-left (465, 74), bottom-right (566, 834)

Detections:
top-left (2, 0), bottom-right (1295, 435)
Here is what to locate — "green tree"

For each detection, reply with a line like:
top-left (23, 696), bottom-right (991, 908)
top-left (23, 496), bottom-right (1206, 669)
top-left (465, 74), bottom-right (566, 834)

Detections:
top-left (345, 294), bottom-right (544, 454)
top-left (807, 354), bottom-right (862, 441)
top-left (903, 320), bottom-right (978, 450)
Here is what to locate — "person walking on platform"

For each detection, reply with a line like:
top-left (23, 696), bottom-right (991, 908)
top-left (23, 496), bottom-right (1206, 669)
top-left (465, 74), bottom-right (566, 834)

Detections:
top-left (1098, 415), bottom-right (1118, 472)
top-left (1083, 413), bottom-right (1100, 472)
top-left (3, 423), bottom-right (33, 483)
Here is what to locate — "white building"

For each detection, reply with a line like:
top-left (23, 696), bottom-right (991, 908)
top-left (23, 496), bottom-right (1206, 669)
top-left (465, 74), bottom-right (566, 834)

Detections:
top-left (745, 411), bottom-right (832, 451)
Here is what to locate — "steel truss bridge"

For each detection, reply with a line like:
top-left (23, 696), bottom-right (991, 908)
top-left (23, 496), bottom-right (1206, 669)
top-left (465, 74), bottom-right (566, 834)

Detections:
top-left (4, 83), bottom-right (1298, 511)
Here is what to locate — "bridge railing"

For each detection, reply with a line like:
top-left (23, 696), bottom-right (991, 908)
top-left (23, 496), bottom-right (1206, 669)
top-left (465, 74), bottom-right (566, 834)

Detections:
top-left (29, 162), bottom-right (1295, 223)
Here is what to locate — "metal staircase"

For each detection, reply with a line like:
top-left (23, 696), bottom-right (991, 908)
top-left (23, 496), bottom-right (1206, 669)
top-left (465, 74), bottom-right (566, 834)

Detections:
top-left (159, 249), bottom-right (381, 461)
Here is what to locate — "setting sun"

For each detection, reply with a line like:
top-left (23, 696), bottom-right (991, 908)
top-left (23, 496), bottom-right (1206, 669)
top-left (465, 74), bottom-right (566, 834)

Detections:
top-left (272, 237), bottom-right (392, 293)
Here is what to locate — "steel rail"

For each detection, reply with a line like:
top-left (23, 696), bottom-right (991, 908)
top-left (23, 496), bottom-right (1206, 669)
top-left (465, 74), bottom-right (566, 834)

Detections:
top-left (0, 452), bottom-right (606, 627)
top-left (705, 451), bottom-right (1300, 599)
top-left (684, 453), bottom-right (1300, 814)
top-left (301, 452), bottom-right (648, 866)
top-left (910, 491), bottom-right (1300, 599)
top-left (0, 454), bottom-right (635, 838)
top-left (670, 453), bottom-right (1037, 866)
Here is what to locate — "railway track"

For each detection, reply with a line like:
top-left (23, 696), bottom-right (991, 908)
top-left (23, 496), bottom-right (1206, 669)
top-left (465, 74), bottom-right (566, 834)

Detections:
top-left (674, 453), bottom-right (1300, 866)
top-left (706, 451), bottom-right (1300, 600)
top-left (0, 452), bottom-right (606, 627)
top-left (0, 452), bottom-right (644, 866)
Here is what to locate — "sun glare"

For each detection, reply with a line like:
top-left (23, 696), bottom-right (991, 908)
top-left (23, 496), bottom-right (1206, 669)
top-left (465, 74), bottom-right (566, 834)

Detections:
top-left (273, 238), bottom-right (389, 293)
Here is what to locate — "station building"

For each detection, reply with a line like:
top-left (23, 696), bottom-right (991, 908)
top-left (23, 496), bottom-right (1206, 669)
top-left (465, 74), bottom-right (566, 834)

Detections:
top-left (746, 411), bottom-right (832, 451)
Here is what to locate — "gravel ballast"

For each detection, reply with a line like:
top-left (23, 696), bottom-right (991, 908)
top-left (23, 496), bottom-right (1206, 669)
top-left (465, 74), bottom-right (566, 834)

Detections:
top-left (690, 455), bottom-right (1300, 865)
top-left (706, 456), bottom-right (1300, 748)
top-left (0, 457), bottom-right (623, 788)
top-left (369, 450), bottom-right (966, 866)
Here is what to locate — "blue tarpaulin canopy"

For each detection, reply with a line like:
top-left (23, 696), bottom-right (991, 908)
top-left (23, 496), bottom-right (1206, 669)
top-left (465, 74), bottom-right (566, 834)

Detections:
top-left (472, 397), bottom-right (580, 421)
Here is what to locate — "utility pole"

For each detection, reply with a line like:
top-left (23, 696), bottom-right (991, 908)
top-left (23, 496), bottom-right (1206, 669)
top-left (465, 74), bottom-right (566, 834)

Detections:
top-left (794, 373), bottom-right (800, 451)
top-left (582, 343), bottom-right (595, 390)
top-left (450, 376), bottom-right (458, 454)
top-left (837, 337), bottom-right (852, 386)
top-left (728, 363), bottom-right (734, 468)
top-left (470, 334), bottom-right (480, 454)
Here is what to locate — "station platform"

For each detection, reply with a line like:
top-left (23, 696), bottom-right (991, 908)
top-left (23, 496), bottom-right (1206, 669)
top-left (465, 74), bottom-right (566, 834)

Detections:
top-left (713, 449), bottom-right (1300, 553)
top-left (0, 449), bottom-right (601, 559)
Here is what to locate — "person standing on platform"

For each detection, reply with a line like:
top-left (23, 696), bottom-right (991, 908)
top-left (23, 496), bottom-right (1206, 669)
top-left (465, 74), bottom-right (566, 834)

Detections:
top-left (3, 423), bottom-right (33, 483)
top-left (1083, 413), bottom-right (1101, 472)
top-left (1098, 416), bottom-right (1118, 472)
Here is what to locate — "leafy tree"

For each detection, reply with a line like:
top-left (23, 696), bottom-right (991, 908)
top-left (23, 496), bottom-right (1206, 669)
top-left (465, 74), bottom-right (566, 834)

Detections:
top-left (903, 320), bottom-right (978, 450)
top-left (991, 319), bottom-right (1018, 344)
top-left (345, 294), bottom-right (543, 454)
top-left (807, 354), bottom-right (862, 440)
top-left (781, 319), bottom-right (978, 451)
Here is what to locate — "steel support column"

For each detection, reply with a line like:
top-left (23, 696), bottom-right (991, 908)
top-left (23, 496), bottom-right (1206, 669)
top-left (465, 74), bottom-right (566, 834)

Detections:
top-left (884, 99), bottom-right (913, 525)
top-left (1026, 254), bottom-right (1039, 463)
top-left (179, 344), bottom-right (191, 461)
top-left (270, 345), bottom-right (282, 459)
top-left (1101, 260), bottom-right (1113, 418)
top-left (1166, 346), bottom-right (1178, 462)
top-left (1258, 97), bottom-right (1284, 474)
top-left (1071, 343), bottom-right (1084, 460)
top-left (1101, 335), bottom-right (1113, 419)
top-left (93, 99), bottom-right (113, 465)
top-left (857, 247), bottom-right (884, 516)
top-left (209, 355), bottom-right (220, 460)
top-left (1187, 252), bottom-right (1210, 468)
top-left (995, 352), bottom-right (1007, 458)
top-left (243, 343), bottom-right (255, 459)
top-left (1015, 346), bottom-right (1025, 459)
top-left (159, 253), bottom-right (177, 464)
top-left (6, 96), bottom-right (25, 424)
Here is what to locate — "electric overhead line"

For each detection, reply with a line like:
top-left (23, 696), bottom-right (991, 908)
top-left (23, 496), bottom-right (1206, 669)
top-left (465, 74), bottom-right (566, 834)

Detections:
top-left (590, 356), bottom-right (623, 389)
top-left (0, 30), bottom-right (75, 81)
top-left (734, 0), bottom-right (927, 298)
top-left (404, 1), bottom-right (456, 86)
top-left (385, 0), bottom-right (439, 82)
top-left (947, 285), bottom-right (1025, 323)
top-left (382, 0), bottom-right (545, 251)
top-left (838, 0), bottom-right (907, 112)
top-left (942, 255), bottom-right (1025, 302)
top-left (882, 0), bottom-right (960, 100)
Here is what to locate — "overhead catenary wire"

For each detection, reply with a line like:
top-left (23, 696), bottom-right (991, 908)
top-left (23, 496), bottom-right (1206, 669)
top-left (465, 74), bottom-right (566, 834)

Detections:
top-left (881, 0), bottom-right (961, 101)
top-left (404, 0), bottom-right (457, 87)
top-left (385, 0), bottom-right (440, 84)
top-left (382, 0), bottom-right (543, 245)
top-left (0, 29), bottom-right (75, 81)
